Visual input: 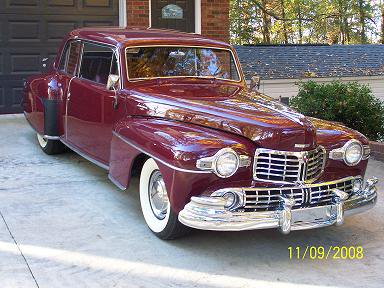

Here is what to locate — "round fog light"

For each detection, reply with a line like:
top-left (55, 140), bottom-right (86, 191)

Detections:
top-left (223, 192), bottom-right (236, 209)
top-left (353, 178), bottom-right (363, 193)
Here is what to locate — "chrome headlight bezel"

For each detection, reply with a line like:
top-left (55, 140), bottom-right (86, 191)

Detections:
top-left (344, 140), bottom-right (363, 166)
top-left (196, 148), bottom-right (251, 178)
top-left (329, 139), bottom-right (367, 166)
top-left (214, 148), bottom-right (240, 178)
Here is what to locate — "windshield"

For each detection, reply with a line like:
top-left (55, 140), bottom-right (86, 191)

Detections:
top-left (126, 46), bottom-right (241, 81)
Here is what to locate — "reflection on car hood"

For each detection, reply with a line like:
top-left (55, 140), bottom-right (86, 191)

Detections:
top-left (126, 82), bottom-right (317, 151)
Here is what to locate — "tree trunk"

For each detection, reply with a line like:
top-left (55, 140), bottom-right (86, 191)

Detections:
top-left (280, 0), bottom-right (289, 44)
top-left (381, 1), bottom-right (384, 44)
top-left (338, 0), bottom-right (345, 44)
top-left (358, 0), bottom-right (367, 43)
top-left (296, 2), bottom-right (303, 44)
top-left (261, 0), bottom-right (271, 43)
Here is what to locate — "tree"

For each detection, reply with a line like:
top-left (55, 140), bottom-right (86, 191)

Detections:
top-left (229, 0), bottom-right (379, 45)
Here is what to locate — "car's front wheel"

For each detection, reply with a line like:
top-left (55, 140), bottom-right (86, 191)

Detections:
top-left (139, 158), bottom-right (190, 239)
top-left (37, 133), bottom-right (66, 155)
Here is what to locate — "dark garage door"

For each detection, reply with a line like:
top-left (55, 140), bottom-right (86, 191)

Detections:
top-left (0, 0), bottom-right (119, 114)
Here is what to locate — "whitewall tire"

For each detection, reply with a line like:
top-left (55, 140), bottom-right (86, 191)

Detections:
top-left (36, 133), bottom-right (66, 155)
top-left (139, 158), bottom-right (190, 239)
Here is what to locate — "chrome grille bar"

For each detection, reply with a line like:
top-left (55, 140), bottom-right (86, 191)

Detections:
top-left (253, 146), bottom-right (326, 184)
top-left (243, 178), bottom-right (355, 212)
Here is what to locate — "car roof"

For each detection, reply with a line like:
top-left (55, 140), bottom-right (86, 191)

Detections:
top-left (69, 27), bottom-right (231, 49)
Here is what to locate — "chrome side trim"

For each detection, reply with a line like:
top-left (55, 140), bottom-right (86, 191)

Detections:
top-left (112, 131), bottom-right (210, 174)
top-left (108, 174), bottom-right (126, 190)
top-left (44, 135), bottom-right (60, 140)
top-left (362, 145), bottom-right (371, 160)
top-left (60, 138), bottom-right (109, 170)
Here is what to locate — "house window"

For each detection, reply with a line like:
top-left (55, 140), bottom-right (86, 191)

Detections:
top-left (162, 4), bottom-right (183, 19)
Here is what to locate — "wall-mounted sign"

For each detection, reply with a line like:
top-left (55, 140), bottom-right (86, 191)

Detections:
top-left (162, 4), bottom-right (183, 19)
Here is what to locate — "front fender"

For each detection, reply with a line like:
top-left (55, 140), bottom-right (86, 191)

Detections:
top-left (108, 117), bottom-right (256, 212)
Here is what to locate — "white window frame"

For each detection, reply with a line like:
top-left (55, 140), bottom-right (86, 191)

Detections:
top-left (119, 0), bottom-right (127, 27)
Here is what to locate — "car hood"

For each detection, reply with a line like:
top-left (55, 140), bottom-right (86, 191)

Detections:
top-left (126, 82), bottom-right (318, 151)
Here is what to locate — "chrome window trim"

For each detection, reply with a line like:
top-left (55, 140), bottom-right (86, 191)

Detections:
top-left (112, 131), bottom-right (210, 174)
top-left (124, 44), bottom-right (243, 83)
top-left (77, 40), bottom-right (122, 89)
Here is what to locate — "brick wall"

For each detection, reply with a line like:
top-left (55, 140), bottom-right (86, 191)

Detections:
top-left (127, 0), bottom-right (150, 28)
top-left (201, 0), bottom-right (230, 43)
top-left (125, 0), bottom-right (230, 43)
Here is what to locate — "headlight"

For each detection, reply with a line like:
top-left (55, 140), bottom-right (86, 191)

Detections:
top-left (329, 139), bottom-right (364, 166)
top-left (215, 149), bottom-right (239, 178)
top-left (344, 140), bottom-right (363, 166)
top-left (196, 148), bottom-right (241, 178)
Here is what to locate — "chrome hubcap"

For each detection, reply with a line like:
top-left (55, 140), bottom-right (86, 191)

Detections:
top-left (148, 170), bottom-right (169, 220)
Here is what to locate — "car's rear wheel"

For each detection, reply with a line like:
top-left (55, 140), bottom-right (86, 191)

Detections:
top-left (139, 158), bottom-right (190, 239)
top-left (37, 133), bottom-right (66, 155)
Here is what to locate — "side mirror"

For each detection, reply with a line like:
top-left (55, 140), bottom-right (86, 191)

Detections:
top-left (249, 75), bottom-right (261, 91)
top-left (107, 74), bottom-right (120, 91)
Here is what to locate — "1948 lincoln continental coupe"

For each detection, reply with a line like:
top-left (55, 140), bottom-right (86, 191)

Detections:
top-left (23, 27), bottom-right (378, 239)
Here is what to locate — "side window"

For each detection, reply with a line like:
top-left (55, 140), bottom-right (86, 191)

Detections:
top-left (79, 42), bottom-right (117, 85)
top-left (58, 40), bottom-right (81, 75)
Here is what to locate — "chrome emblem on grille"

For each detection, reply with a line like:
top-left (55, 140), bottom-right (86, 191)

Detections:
top-left (295, 143), bottom-right (310, 148)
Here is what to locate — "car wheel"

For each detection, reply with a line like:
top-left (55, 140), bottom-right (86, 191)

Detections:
top-left (37, 133), bottom-right (66, 155)
top-left (139, 158), bottom-right (190, 240)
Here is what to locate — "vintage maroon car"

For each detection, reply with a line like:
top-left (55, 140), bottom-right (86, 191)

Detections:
top-left (23, 27), bottom-right (378, 239)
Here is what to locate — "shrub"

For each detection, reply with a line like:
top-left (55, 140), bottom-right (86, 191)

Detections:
top-left (290, 81), bottom-right (384, 141)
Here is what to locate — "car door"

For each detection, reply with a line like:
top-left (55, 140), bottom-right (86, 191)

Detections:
top-left (65, 41), bottom-right (119, 167)
top-left (56, 40), bottom-right (82, 134)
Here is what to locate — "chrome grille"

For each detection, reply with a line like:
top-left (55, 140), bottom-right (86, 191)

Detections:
top-left (243, 178), bottom-right (354, 212)
top-left (253, 146), bottom-right (326, 183)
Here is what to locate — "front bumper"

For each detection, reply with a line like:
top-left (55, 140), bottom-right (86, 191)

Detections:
top-left (178, 177), bottom-right (378, 234)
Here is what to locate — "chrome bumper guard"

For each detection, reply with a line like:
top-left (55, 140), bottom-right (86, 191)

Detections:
top-left (178, 177), bottom-right (378, 234)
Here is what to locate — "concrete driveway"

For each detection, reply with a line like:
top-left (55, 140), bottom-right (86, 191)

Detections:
top-left (0, 114), bottom-right (383, 288)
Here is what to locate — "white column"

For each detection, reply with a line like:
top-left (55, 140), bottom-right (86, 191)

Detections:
top-left (195, 0), bottom-right (201, 34)
top-left (119, 0), bottom-right (127, 27)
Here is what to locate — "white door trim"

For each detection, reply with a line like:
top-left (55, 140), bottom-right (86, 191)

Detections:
top-left (119, 0), bottom-right (127, 27)
top-left (147, 0), bottom-right (201, 33)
